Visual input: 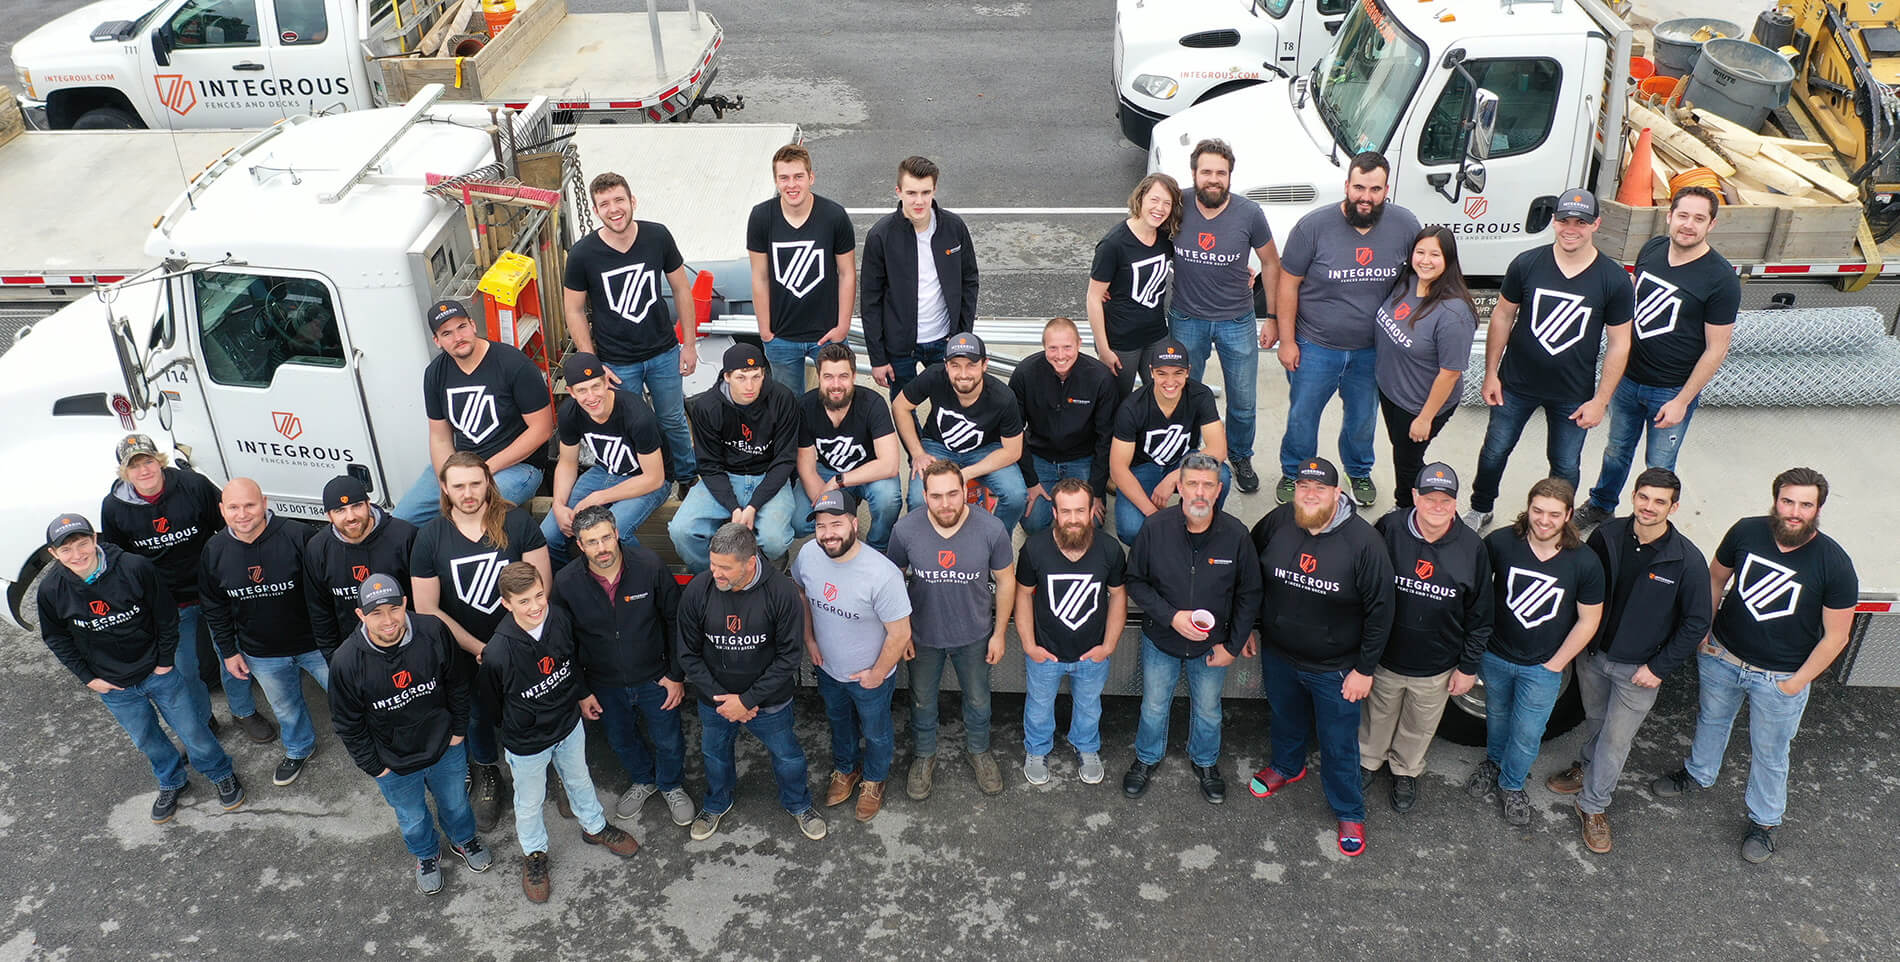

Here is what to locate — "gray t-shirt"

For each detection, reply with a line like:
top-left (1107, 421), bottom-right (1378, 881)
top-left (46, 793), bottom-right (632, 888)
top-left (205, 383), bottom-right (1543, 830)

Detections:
top-left (1171, 196), bottom-right (1273, 320)
top-left (792, 541), bottom-right (912, 682)
top-left (1373, 287), bottom-right (1476, 416)
top-left (1281, 202), bottom-right (1422, 351)
top-left (886, 506), bottom-right (1014, 649)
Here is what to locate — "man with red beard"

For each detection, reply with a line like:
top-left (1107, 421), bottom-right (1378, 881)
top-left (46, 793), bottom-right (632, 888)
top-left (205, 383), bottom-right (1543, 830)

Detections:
top-left (791, 343), bottom-right (903, 553)
top-left (1650, 467), bottom-right (1857, 864)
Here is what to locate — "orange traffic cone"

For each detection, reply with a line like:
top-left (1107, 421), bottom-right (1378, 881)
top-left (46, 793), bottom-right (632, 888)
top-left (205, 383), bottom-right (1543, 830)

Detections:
top-left (1619, 127), bottom-right (1655, 206)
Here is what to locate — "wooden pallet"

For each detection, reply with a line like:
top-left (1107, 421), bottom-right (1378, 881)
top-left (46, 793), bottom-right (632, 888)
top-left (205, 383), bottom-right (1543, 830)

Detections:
top-left (375, 0), bottom-right (565, 102)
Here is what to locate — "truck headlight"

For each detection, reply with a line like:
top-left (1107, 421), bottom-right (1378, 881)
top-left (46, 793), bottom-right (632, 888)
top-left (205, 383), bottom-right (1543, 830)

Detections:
top-left (15, 66), bottom-right (34, 100)
top-left (1133, 74), bottom-right (1178, 99)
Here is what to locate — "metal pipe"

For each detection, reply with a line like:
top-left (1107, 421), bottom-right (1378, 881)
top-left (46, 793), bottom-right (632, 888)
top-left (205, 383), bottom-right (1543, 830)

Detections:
top-left (647, 0), bottom-right (667, 79)
top-left (687, 0), bottom-right (700, 31)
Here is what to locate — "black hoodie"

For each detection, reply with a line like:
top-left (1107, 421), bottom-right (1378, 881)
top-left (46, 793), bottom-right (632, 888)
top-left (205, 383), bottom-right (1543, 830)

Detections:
top-left (99, 467), bottom-right (225, 602)
top-left (477, 606), bottom-right (588, 756)
top-left (328, 613), bottom-right (469, 776)
top-left (198, 513), bottom-right (324, 659)
top-left (686, 379), bottom-right (801, 512)
top-left (676, 557), bottom-right (804, 710)
top-left (1252, 496), bottom-right (1395, 674)
top-left (37, 545), bottom-right (179, 687)
top-left (1373, 508), bottom-right (1493, 676)
top-left (1124, 506), bottom-right (1263, 659)
top-left (860, 201), bottom-right (979, 366)
top-left (303, 507), bottom-right (419, 652)
top-left (551, 543), bottom-right (683, 690)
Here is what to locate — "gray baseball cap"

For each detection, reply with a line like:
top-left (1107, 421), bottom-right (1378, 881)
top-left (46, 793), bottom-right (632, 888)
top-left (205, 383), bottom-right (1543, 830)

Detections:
top-left (356, 574), bottom-right (405, 611)
top-left (46, 513), bottom-right (95, 547)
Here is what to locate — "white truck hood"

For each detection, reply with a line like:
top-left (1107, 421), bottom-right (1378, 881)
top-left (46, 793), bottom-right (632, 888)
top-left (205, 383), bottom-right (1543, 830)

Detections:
top-left (1119, 0), bottom-right (1262, 40)
top-left (14, 0), bottom-right (157, 70)
top-left (1149, 78), bottom-right (1345, 238)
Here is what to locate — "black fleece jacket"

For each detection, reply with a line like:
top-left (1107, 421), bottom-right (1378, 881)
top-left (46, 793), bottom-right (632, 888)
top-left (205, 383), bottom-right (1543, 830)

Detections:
top-left (1009, 351), bottom-right (1119, 496)
top-left (198, 513), bottom-right (324, 659)
top-left (860, 201), bottom-right (979, 365)
top-left (552, 544), bottom-right (683, 690)
top-left (304, 508), bottom-right (418, 653)
top-left (686, 381), bottom-right (802, 512)
top-left (1125, 506), bottom-right (1263, 659)
top-left (477, 606), bottom-right (588, 756)
top-left (676, 558), bottom-right (804, 710)
top-left (1586, 517), bottom-right (1712, 677)
top-left (99, 467), bottom-right (225, 603)
top-left (1252, 497), bottom-right (1395, 674)
top-left (38, 545), bottom-right (179, 687)
top-left (328, 613), bottom-right (469, 776)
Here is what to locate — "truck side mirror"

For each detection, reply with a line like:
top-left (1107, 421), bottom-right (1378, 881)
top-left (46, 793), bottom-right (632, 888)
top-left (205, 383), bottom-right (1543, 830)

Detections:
top-left (1468, 88), bottom-right (1499, 161)
top-left (1461, 161), bottom-right (1487, 195)
top-left (156, 391), bottom-right (175, 432)
top-left (152, 26), bottom-right (173, 66)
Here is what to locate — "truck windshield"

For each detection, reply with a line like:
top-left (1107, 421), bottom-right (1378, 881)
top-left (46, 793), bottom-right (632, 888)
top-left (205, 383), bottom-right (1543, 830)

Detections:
top-left (1311, 0), bottom-right (1426, 154)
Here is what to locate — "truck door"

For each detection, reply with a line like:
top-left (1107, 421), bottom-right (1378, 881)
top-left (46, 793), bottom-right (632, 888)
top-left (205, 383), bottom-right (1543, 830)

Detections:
top-left (260, 0), bottom-right (357, 113)
top-left (1257, 0), bottom-right (1351, 74)
top-left (143, 0), bottom-right (298, 128)
top-left (184, 267), bottom-right (383, 522)
top-left (1393, 36), bottom-right (1587, 276)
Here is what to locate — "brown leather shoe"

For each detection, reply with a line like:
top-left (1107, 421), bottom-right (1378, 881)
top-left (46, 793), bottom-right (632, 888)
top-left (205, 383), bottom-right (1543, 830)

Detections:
top-left (855, 781), bottom-right (885, 822)
top-left (1577, 805), bottom-right (1612, 854)
top-left (1546, 762), bottom-right (1584, 795)
top-left (582, 824), bottom-right (641, 857)
top-left (825, 769), bottom-right (862, 807)
top-left (970, 751), bottom-right (1005, 796)
top-left (521, 852), bottom-right (551, 903)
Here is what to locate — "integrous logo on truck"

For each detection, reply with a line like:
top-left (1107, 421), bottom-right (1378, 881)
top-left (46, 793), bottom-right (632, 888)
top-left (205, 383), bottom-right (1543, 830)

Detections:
top-left (1433, 195), bottom-right (1525, 235)
top-left (234, 410), bottom-right (353, 467)
top-left (154, 73), bottom-right (352, 117)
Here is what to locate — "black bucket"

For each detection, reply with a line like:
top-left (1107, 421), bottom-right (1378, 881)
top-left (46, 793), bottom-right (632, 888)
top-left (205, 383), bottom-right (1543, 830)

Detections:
top-left (1685, 37), bottom-right (1795, 131)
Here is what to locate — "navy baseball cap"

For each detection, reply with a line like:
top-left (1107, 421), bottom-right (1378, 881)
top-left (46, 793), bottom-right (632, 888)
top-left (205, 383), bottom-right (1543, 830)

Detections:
top-left (1415, 462), bottom-right (1460, 497)
top-left (1295, 457), bottom-right (1340, 487)
top-left (944, 332), bottom-right (987, 361)
top-left (1149, 337), bottom-right (1190, 372)
top-left (427, 299), bottom-right (471, 333)
top-left (323, 475), bottom-right (370, 512)
top-left (45, 513), bottom-right (95, 547)
top-left (806, 488), bottom-right (858, 521)
top-left (1554, 189), bottom-right (1598, 221)
top-left (356, 574), bottom-right (405, 612)
top-left (563, 351), bottom-right (608, 387)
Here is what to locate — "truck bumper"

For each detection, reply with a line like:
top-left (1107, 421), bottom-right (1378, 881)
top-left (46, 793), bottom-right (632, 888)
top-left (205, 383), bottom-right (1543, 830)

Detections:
top-left (1117, 97), bottom-right (1164, 148)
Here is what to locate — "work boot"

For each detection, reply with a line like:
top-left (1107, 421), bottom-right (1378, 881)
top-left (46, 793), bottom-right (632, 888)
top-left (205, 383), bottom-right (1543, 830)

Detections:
top-left (1546, 762), bottom-right (1584, 795)
top-left (581, 824), bottom-right (640, 857)
top-left (1123, 759), bottom-right (1156, 798)
top-left (469, 762), bottom-right (505, 832)
top-left (521, 852), bottom-right (551, 903)
top-left (1231, 457), bottom-right (1260, 494)
top-left (1193, 764), bottom-right (1227, 805)
top-left (906, 755), bottom-right (937, 801)
top-left (1577, 805), bottom-right (1612, 854)
top-left (825, 770), bottom-right (862, 807)
top-left (855, 781), bottom-right (885, 822)
top-left (969, 751), bottom-right (1005, 796)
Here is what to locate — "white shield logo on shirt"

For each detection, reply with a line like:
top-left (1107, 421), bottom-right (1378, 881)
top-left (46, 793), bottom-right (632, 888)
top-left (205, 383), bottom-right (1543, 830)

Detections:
top-left (583, 432), bottom-right (638, 475)
top-left (772, 240), bottom-right (827, 298)
top-left (445, 386), bottom-right (500, 445)
top-left (1505, 567), bottom-right (1565, 629)
top-left (1631, 271), bottom-right (1682, 340)
top-left (1528, 289), bottom-right (1592, 356)
top-left (1046, 573), bottom-right (1102, 632)
top-left (450, 551), bottom-right (505, 614)
top-left (1129, 253), bottom-right (1171, 309)
top-left (935, 409), bottom-right (985, 453)
top-left (816, 435), bottom-right (869, 473)
top-left (600, 262), bottom-right (660, 325)
top-left (1143, 424), bottom-right (1190, 465)
top-left (1735, 553), bottom-right (1802, 621)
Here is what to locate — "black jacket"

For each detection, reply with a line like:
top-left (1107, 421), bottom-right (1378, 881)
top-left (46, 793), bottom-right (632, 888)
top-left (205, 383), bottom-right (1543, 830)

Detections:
top-left (198, 513), bottom-right (324, 660)
top-left (1008, 351), bottom-right (1119, 497)
top-left (303, 507), bottom-right (418, 654)
top-left (552, 544), bottom-right (683, 690)
top-left (686, 381), bottom-right (801, 512)
top-left (1252, 497), bottom-right (1395, 674)
top-left (477, 607), bottom-right (588, 757)
top-left (37, 545), bottom-right (179, 687)
top-left (328, 613), bottom-right (468, 777)
top-left (676, 557), bottom-right (804, 710)
top-left (861, 201), bottom-right (979, 366)
top-left (1374, 509), bottom-right (1492, 676)
top-left (1587, 518), bottom-right (1712, 677)
top-left (1125, 507), bottom-right (1263, 658)
top-left (99, 467), bottom-right (225, 603)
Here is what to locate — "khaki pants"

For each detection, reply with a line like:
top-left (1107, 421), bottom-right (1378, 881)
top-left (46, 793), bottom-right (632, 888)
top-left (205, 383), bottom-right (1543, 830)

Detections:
top-left (1357, 666), bottom-right (1452, 777)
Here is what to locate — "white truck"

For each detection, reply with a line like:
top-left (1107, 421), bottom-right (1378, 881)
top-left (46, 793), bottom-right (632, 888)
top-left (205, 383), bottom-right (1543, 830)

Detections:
top-left (0, 86), bottom-right (791, 629)
top-left (11, 0), bottom-right (734, 131)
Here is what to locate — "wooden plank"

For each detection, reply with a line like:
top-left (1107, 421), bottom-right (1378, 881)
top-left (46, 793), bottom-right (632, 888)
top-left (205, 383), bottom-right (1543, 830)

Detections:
top-left (1759, 142), bottom-right (1860, 202)
top-left (463, 0), bottom-right (565, 101)
top-left (0, 86), bottom-right (24, 150)
top-left (1628, 102), bottom-right (1736, 177)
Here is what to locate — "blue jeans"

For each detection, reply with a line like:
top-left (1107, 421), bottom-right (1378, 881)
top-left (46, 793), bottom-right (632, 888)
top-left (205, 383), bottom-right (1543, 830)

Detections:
top-left (607, 347), bottom-right (697, 480)
top-left (887, 337), bottom-right (948, 400)
top-left (539, 465), bottom-right (670, 568)
top-left (1114, 459), bottom-right (1232, 546)
top-left (791, 470), bottom-right (903, 552)
top-left (816, 670), bottom-right (898, 783)
top-left (666, 472), bottom-right (795, 572)
top-left (698, 701), bottom-right (812, 814)
top-left (247, 650), bottom-right (331, 760)
top-left (465, 682), bottom-right (499, 766)
top-left (1259, 649), bottom-right (1365, 821)
top-left (1586, 378), bottom-right (1700, 513)
top-left (905, 439), bottom-right (1028, 534)
top-left (1470, 388), bottom-right (1589, 513)
top-left (1683, 648), bottom-right (1811, 827)
top-left (372, 742), bottom-right (477, 860)
top-left (1279, 337), bottom-right (1378, 479)
top-left (1480, 651), bottom-right (1565, 791)
top-left (593, 680), bottom-right (686, 792)
top-left (908, 640), bottom-right (993, 756)
top-left (505, 719), bottom-right (608, 854)
top-left (1134, 636), bottom-right (1230, 767)
top-left (392, 462), bottom-right (544, 526)
top-left (1172, 309), bottom-right (1260, 459)
top-left (99, 669), bottom-right (234, 788)
top-left (1023, 656), bottom-right (1111, 756)
top-left (763, 337), bottom-right (826, 396)
top-left (178, 604), bottom-right (257, 720)
top-left (1021, 454), bottom-right (1095, 535)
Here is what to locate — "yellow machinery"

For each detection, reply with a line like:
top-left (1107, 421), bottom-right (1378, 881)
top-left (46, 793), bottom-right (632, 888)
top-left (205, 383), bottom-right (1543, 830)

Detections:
top-left (1765, 0), bottom-right (1900, 237)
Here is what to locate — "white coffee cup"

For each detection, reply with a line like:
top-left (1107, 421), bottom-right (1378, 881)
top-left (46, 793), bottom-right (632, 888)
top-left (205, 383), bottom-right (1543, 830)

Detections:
top-left (1189, 609), bottom-right (1215, 632)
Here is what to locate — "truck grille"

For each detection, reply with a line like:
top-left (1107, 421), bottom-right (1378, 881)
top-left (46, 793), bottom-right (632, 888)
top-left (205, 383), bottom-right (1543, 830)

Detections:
top-left (1245, 184), bottom-right (1317, 204)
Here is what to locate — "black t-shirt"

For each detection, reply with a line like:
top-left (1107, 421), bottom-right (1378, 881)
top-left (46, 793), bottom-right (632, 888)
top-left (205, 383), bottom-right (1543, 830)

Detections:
top-left (1626, 236), bottom-right (1741, 388)
top-left (799, 387), bottom-right (895, 475)
top-left (1712, 516), bottom-right (1858, 672)
top-left (1498, 247), bottom-right (1635, 402)
top-left (1113, 380), bottom-right (1220, 470)
top-left (900, 366), bottom-right (1025, 455)
top-left (1089, 222), bottom-right (1172, 350)
top-left (1015, 531), bottom-right (1126, 662)
top-left (1603, 527), bottom-right (1650, 644)
top-left (411, 508), bottom-right (546, 643)
top-left (422, 342), bottom-right (552, 460)
top-left (747, 195), bottom-right (856, 341)
top-left (1483, 529), bottom-right (1606, 665)
top-left (562, 223), bottom-right (686, 364)
top-left (556, 390), bottom-right (663, 478)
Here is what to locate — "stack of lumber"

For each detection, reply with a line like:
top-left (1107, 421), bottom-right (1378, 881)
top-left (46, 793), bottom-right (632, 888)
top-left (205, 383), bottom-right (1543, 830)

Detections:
top-left (1622, 96), bottom-right (1852, 207)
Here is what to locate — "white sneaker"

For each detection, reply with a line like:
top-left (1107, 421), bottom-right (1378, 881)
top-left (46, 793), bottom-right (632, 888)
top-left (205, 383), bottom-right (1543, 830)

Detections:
top-left (1078, 752), bottom-right (1105, 785)
top-left (1462, 509), bottom-right (1493, 531)
top-left (1022, 754), bottom-right (1050, 785)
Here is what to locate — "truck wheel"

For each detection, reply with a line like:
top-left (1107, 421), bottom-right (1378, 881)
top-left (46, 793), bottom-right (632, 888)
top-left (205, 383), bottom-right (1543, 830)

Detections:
top-left (1435, 667), bottom-right (1586, 747)
top-left (72, 108), bottom-right (142, 130)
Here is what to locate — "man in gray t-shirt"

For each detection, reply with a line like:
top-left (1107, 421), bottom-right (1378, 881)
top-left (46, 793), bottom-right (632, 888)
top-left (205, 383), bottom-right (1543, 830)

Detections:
top-left (1270, 151), bottom-right (1422, 508)
top-left (885, 461), bottom-right (1015, 801)
top-left (1170, 138), bottom-right (1282, 496)
top-left (792, 489), bottom-right (912, 821)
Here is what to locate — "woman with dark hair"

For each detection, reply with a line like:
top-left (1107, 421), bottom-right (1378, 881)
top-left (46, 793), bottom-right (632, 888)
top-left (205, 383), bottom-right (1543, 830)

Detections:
top-left (1087, 173), bottom-right (1182, 395)
top-left (1372, 226), bottom-right (1478, 507)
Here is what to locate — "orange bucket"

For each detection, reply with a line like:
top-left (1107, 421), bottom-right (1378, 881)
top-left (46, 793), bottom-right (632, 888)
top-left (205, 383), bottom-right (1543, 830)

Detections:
top-left (481, 0), bottom-right (516, 36)
top-left (1639, 75), bottom-right (1680, 101)
top-left (1630, 56), bottom-right (1656, 81)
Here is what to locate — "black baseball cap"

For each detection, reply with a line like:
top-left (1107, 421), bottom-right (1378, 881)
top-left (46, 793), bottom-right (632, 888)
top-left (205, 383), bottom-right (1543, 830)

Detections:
top-left (944, 332), bottom-right (987, 361)
top-left (356, 574), bottom-right (405, 612)
top-left (1415, 462), bottom-right (1460, 497)
top-left (1554, 189), bottom-right (1598, 221)
top-left (1149, 337), bottom-right (1190, 372)
top-left (1295, 457), bottom-right (1340, 487)
top-left (562, 351), bottom-right (608, 387)
top-left (427, 299), bottom-right (471, 333)
top-left (722, 343), bottom-right (767, 375)
top-left (115, 433), bottom-right (161, 468)
top-left (323, 475), bottom-right (370, 512)
top-left (806, 488), bottom-right (858, 521)
top-left (45, 513), bottom-right (95, 548)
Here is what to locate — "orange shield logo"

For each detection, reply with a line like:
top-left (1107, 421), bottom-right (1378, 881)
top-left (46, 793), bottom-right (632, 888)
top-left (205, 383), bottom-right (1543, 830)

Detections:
top-left (1415, 559), bottom-right (1434, 580)
top-left (154, 75), bottom-right (196, 116)
top-left (1299, 553), bottom-right (1318, 574)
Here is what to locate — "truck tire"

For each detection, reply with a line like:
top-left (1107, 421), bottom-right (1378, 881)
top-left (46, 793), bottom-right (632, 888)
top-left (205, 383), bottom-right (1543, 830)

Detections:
top-left (1435, 668), bottom-right (1586, 747)
top-left (72, 108), bottom-right (142, 130)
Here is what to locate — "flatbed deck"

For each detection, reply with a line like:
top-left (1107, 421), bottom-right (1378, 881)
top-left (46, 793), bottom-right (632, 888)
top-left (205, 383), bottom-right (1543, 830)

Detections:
top-left (492, 11), bottom-right (719, 104)
top-left (567, 122), bottom-right (795, 265)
